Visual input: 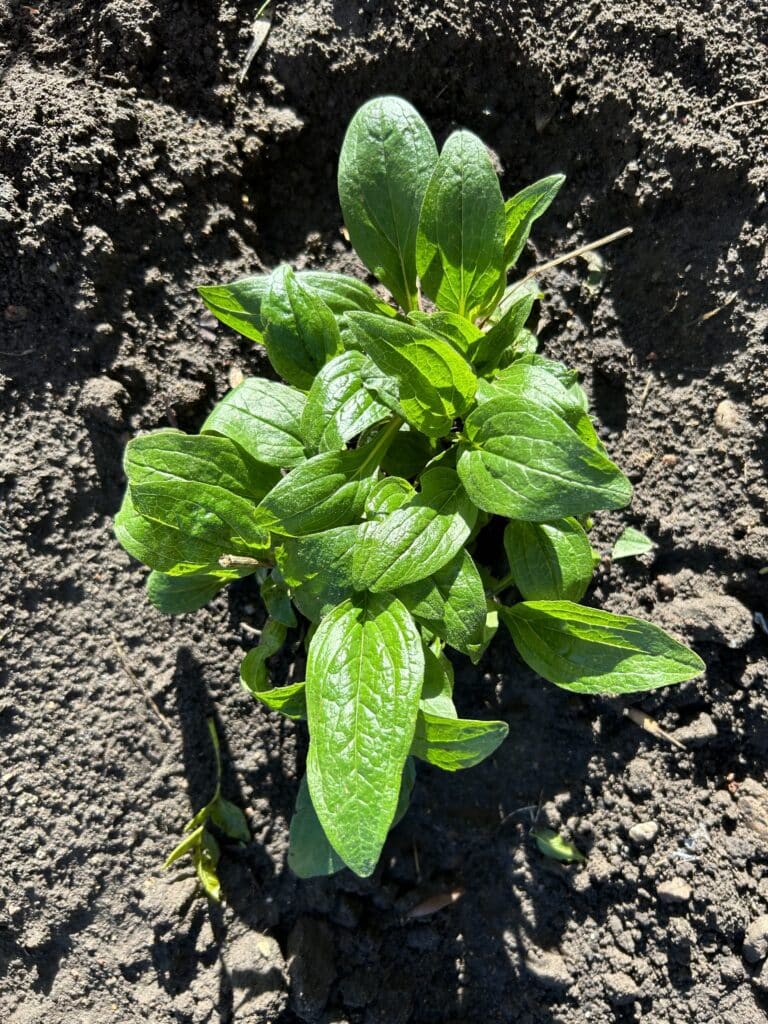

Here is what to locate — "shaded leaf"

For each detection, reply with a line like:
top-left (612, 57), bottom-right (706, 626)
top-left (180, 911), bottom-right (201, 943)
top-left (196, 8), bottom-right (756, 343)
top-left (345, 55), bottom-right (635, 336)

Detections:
top-left (503, 518), bottom-right (594, 602)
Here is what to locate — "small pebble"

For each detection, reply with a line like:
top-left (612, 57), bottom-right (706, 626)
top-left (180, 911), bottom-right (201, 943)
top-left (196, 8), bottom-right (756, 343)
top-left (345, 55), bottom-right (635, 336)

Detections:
top-left (657, 878), bottom-right (692, 904)
top-left (742, 915), bottom-right (768, 964)
top-left (714, 399), bottom-right (741, 436)
top-left (603, 970), bottom-right (640, 1006)
top-left (629, 821), bottom-right (659, 845)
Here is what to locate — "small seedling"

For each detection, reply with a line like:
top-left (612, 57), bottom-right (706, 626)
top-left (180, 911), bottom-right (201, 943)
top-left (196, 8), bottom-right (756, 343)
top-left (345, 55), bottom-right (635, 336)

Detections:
top-left (164, 719), bottom-right (250, 900)
top-left (612, 526), bottom-right (655, 560)
top-left (532, 827), bottom-right (587, 864)
top-left (115, 97), bottom-right (704, 880)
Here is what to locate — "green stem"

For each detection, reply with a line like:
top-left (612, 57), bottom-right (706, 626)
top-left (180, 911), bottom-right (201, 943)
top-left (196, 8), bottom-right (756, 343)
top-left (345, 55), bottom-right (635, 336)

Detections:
top-left (207, 718), bottom-right (222, 798)
top-left (358, 414), bottom-right (403, 475)
top-left (491, 572), bottom-right (515, 597)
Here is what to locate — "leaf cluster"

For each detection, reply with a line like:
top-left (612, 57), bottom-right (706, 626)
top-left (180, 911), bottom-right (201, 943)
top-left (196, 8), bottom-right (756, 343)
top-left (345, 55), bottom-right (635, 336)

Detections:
top-left (164, 720), bottom-right (250, 900)
top-left (116, 97), bottom-right (704, 879)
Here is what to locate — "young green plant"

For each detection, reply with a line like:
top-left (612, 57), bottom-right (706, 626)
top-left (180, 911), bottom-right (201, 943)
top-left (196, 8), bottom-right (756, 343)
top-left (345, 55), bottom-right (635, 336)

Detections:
top-left (115, 96), bottom-right (705, 880)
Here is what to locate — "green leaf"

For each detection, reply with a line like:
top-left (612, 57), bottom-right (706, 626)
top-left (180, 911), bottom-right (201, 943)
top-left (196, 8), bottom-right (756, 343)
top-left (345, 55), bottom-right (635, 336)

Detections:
top-left (287, 775), bottom-right (347, 879)
top-left (338, 96), bottom-right (438, 311)
top-left (198, 277), bottom-right (268, 343)
top-left (301, 350), bottom-right (390, 453)
top-left (277, 525), bottom-right (362, 622)
top-left (485, 362), bottom-right (600, 450)
top-left (115, 490), bottom-right (226, 575)
top-left (124, 430), bottom-right (275, 555)
top-left (365, 476), bottom-right (415, 520)
top-left (210, 797), bottom-right (251, 843)
top-left (146, 567), bottom-right (253, 613)
top-left (202, 378), bottom-right (307, 468)
top-left (472, 292), bottom-right (535, 375)
top-left (346, 311), bottom-right (477, 438)
top-left (612, 526), bottom-right (655, 560)
top-left (353, 467), bottom-right (477, 592)
top-left (261, 266), bottom-right (342, 389)
top-left (193, 830), bottom-right (221, 901)
top-left (240, 618), bottom-right (307, 719)
top-left (411, 712), bottom-right (508, 770)
top-left (420, 645), bottom-right (457, 718)
top-left (380, 427), bottom-right (436, 479)
top-left (532, 827), bottom-right (585, 864)
top-left (398, 550), bottom-right (488, 661)
top-left (407, 311), bottom-right (483, 356)
top-left (458, 395), bottom-right (631, 521)
top-left (260, 570), bottom-right (297, 627)
top-left (504, 174), bottom-right (565, 268)
top-left (288, 758), bottom-right (416, 879)
top-left (503, 518), bottom-right (594, 602)
top-left (501, 600), bottom-right (705, 694)
top-left (299, 271), bottom-right (397, 319)
top-left (305, 593), bottom-right (424, 877)
top-left (164, 824), bottom-right (204, 869)
top-left (416, 129), bottom-right (505, 319)
top-left (257, 425), bottom-right (392, 535)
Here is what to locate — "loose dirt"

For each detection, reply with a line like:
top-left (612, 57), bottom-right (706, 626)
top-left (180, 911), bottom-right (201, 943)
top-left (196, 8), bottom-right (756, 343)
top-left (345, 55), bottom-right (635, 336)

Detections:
top-left (2, 2), bottom-right (767, 1022)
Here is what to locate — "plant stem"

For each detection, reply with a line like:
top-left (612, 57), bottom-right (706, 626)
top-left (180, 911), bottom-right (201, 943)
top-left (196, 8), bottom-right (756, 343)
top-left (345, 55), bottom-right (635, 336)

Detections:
top-left (491, 572), bottom-right (516, 597)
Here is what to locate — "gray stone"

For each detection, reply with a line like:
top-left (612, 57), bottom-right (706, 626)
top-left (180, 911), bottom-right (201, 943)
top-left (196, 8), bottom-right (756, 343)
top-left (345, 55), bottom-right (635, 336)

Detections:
top-left (657, 878), bottom-right (692, 904)
top-left (628, 821), bottom-right (659, 845)
top-left (674, 713), bottom-right (718, 747)
top-left (743, 915), bottom-right (768, 964)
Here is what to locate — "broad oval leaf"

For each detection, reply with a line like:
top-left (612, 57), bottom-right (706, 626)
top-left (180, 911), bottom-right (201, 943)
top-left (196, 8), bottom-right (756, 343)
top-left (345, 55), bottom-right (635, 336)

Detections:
top-left (407, 310), bottom-right (483, 356)
top-left (346, 311), bottom-right (477, 438)
top-left (305, 593), bottom-right (424, 877)
top-left (278, 524), bottom-right (363, 622)
top-left (338, 96), bottom-right (438, 311)
top-left (299, 271), bottom-right (397, 318)
top-left (288, 759), bottom-right (416, 879)
top-left (258, 438), bottom-right (384, 537)
top-left (612, 526), bottom-right (655, 560)
top-left (458, 395), bottom-right (631, 521)
top-left (501, 600), bottom-right (705, 694)
top-left (416, 129), bottom-right (505, 319)
top-left (504, 174), bottom-right (565, 269)
top-left (124, 430), bottom-right (275, 555)
top-left (301, 350), bottom-right (390, 453)
top-left (503, 518), bottom-right (594, 602)
top-left (146, 566), bottom-right (254, 613)
top-left (261, 266), bottom-right (342, 389)
top-left (488, 362), bottom-right (601, 450)
top-left (198, 276), bottom-right (268, 343)
top-left (353, 467), bottom-right (477, 592)
top-left (115, 490), bottom-right (225, 575)
top-left (398, 549), bottom-right (488, 660)
top-left (411, 712), bottom-right (508, 770)
top-left (202, 377), bottom-right (307, 467)
top-left (365, 476), bottom-right (415, 520)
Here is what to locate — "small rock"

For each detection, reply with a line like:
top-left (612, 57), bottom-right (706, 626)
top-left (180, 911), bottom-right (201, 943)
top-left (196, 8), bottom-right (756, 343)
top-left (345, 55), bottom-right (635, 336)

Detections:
top-left (288, 917), bottom-right (335, 1022)
top-left (742, 915), bottom-right (768, 964)
top-left (657, 878), bottom-right (692, 904)
top-left (674, 712), bottom-right (718, 746)
top-left (525, 948), bottom-right (572, 989)
top-left (625, 759), bottom-right (655, 800)
top-left (738, 778), bottom-right (768, 838)
top-left (714, 399), bottom-right (742, 436)
top-left (603, 970), bottom-right (640, 1006)
top-left (628, 821), bottom-right (659, 845)
top-left (78, 376), bottom-right (129, 427)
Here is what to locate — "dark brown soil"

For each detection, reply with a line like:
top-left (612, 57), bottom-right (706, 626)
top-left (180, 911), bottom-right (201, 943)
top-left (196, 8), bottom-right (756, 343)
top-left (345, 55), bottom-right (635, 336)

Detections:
top-left (2, 2), bottom-right (767, 1022)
